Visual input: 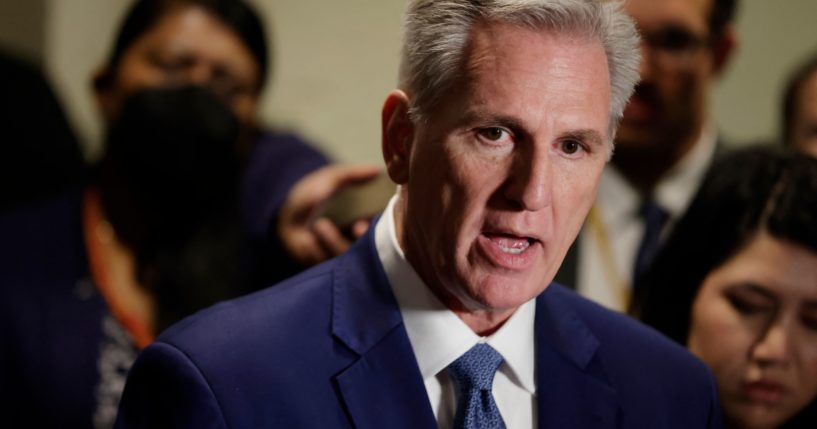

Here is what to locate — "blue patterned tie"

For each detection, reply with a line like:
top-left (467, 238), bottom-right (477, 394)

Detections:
top-left (448, 343), bottom-right (506, 429)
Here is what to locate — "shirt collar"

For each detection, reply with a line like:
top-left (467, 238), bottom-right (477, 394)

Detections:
top-left (375, 194), bottom-right (537, 394)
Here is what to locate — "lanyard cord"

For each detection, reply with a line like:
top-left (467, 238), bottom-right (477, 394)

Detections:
top-left (82, 189), bottom-right (154, 349)
top-left (586, 205), bottom-right (631, 310)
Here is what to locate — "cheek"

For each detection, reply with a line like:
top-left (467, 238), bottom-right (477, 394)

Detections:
top-left (555, 159), bottom-right (601, 219)
top-left (688, 294), bottom-right (750, 373)
top-left (799, 341), bottom-right (817, 392)
top-left (406, 146), bottom-right (458, 249)
top-left (231, 96), bottom-right (257, 125)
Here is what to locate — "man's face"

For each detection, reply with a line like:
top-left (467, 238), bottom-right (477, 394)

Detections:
top-left (391, 22), bottom-right (610, 322)
top-left (618, 0), bottom-right (715, 150)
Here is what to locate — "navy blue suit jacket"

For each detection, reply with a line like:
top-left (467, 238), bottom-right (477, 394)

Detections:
top-left (116, 226), bottom-right (721, 428)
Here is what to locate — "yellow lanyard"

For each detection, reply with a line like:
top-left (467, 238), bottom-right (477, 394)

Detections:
top-left (586, 205), bottom-right (631, 310)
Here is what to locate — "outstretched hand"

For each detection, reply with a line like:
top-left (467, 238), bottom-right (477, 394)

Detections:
top-left (277, 164), bottom-right (382, 266)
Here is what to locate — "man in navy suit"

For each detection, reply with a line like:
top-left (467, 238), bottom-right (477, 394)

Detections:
top-left (116, 1), bottom-right (722, 427)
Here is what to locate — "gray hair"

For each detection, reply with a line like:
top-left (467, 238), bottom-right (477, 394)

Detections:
top-left (398, 0), bottom-right (641, 141)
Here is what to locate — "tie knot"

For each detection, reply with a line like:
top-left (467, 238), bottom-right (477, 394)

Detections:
top-left (449, 343), bottom-right (504, 391)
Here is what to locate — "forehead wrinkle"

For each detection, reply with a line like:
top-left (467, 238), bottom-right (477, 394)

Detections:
top-left (466, 21), bottom-right (601, 90)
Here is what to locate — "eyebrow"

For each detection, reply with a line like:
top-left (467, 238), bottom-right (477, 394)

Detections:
top-left (457, 110), bottom-right (524, 132)
top-left (560, 129), bottom-right (605, 148)
top-left (729, 283), bottom-right (777, 301)
top-left (730, 283), bottom-right (817, 310)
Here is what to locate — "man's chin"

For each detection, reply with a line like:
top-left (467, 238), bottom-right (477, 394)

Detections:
top-left (460, 272), bottom-right (550, 311)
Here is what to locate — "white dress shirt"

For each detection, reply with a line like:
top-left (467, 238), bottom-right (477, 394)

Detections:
top-left (577, 125), bottom-right (718, 311)
top-left (374, 195), bottom-right (537, 429)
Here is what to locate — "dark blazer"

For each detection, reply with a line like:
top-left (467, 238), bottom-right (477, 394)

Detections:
top-left (116, 224), bottom-right (721, 429)
top-left (0, 188), bottom-right (106, 428)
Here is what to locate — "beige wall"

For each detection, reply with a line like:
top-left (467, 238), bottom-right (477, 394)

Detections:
top-left (252, 0), bottom-right (404, 163)
top-left (45, 0), bottom-right (131, 160)
top-left (713, 0), bottom-right (817, 145)
top-left (27, 0), bottom-right (817, 162)
top-left (0, 0), bottom-right (46, 64)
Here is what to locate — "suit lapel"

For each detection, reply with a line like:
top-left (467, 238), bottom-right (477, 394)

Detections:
top-left (330, 229), bottom-right (437, 429)
top-left (535, 287), bottom-right (620, 428)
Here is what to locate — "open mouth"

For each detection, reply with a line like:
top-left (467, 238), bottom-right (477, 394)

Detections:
top-left (477, 231), bottom-right (541, 270)
top-left (491, 234), bottom-right (533, 254)
top-left (484, 232), bottom-right (536, 254)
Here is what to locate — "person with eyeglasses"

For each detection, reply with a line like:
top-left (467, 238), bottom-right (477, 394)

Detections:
top-left (555, 0), bottom-right (739, 314)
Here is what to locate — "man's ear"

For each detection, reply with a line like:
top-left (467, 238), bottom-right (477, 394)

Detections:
top-left (711, 25), bottom-right (737, 78)
top-left (381, 90), bottom-right (414, 185)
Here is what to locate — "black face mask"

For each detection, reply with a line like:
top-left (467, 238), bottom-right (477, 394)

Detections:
top-left (98, 86), bottom-right (245, 333)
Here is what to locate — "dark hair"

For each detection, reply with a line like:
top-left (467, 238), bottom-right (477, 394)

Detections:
top-left (104, 0), bottom-right (269, 91)
top-left (710, 0), bottom-right (738, 38)
top-left (782, 50), bottom-right (817, 146)
top-left (99, 86), bottom-right (244, 333)
top-left (638, 146), bottom-right (817, 428)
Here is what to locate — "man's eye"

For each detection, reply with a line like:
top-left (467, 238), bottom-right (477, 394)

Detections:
top-left (479, 127), bottom-right (508, 141)
top-left (476, 127), bottom-right (513, 145)
top-left (560, 140), bottom-right (582, 155)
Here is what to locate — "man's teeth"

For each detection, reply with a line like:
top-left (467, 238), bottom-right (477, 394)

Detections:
top-left (496, 237), bottom-right (531, 254)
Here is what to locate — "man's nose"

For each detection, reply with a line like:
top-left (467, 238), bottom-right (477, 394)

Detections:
top-left (750, 318), bottom-right (793, 367)
top-left (503, 146), bottom-right (551, 211)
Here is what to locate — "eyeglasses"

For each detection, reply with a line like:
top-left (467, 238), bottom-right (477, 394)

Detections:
top-left (640, 26), bottom-right (710, 70)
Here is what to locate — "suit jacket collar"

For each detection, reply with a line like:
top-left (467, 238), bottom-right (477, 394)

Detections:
top-left (330, 224), bottom-right (402, 355)
top-left (331, 227), bottom-right (438, 429)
